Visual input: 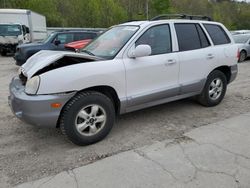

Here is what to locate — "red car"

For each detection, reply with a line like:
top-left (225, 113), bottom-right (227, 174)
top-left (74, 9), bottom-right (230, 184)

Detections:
top-left (64, 39), bottom-right (92, 51)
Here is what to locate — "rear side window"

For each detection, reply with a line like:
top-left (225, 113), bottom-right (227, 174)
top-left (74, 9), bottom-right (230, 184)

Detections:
top-left (203, 24), bottom-right (231, 45)
top-left (196, 25), bottom-right (210, 48)
top-left (136, 24), bottom-right (172, 55)
top-left (175, 23), bottom-right (204, 51)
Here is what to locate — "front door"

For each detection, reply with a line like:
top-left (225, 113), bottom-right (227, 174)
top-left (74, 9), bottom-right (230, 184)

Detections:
top-left (123, 24), bottom-right (179, 111)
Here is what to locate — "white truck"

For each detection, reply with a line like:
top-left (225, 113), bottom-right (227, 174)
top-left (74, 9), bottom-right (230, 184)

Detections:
top-left (0, 9), bottom-right (47, 55)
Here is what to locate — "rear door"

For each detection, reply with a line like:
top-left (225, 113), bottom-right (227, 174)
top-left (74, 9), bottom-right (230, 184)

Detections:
top-left (174, 23), bottom-right (216, 94)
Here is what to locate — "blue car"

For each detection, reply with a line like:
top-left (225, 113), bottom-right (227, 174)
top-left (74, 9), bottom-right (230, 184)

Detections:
top-left (14, 30), bottom-right (99, 66)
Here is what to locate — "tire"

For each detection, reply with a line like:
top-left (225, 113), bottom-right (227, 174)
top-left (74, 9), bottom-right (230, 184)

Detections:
top-left (1, 50), bottom-right (7, 56)
top-left (197, 70), bottom-right (227, 107)
top-left (239, 50), bottom-right (247, 62)
top-left (60, 91), bottom-right (115, 146)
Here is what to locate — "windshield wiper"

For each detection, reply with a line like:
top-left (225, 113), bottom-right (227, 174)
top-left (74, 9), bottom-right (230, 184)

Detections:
top-left (81, 50), bottom-right (95, 56)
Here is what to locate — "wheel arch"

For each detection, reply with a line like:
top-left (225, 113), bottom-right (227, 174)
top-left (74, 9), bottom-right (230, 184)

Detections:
top-left (78, 85), bottom-right (121, 114)
top-left (56, 85), bottom-right (121, 128)
top-left (211, 66), bottom-right (231, 84)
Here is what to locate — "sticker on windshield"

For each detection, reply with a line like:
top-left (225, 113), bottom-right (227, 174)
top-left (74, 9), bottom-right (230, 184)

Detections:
top-left (122, 26), bottom-right (138, 31)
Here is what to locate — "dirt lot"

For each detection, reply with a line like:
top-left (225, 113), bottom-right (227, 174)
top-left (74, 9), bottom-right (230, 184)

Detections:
top-left (0, 56), bottom-right (250, 187)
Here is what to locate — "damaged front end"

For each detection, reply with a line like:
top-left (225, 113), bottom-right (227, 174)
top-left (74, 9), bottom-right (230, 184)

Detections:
top-left (21, 50), bottom-right (102, 80)
top-left (8, 50), bottom-right (99, 127)
top-left (0, 36), bottom-right (20, 55)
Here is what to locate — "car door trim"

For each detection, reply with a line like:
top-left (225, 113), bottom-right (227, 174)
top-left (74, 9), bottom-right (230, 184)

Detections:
top-left (120, 79), bottom-right (206, 114)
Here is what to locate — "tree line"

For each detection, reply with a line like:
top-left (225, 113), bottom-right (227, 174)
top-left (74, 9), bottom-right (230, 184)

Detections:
top-left (0, 0), bottom-right (249, 29)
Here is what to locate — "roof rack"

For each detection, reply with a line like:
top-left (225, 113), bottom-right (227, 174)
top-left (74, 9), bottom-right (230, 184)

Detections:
top-left (151, 14), bottom-right (213, 21)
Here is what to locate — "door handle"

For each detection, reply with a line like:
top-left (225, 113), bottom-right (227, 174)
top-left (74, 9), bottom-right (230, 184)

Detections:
top-left (165, 59), bottom-right (176, 66)
top-left (207, 54), bottom-right (214, 60)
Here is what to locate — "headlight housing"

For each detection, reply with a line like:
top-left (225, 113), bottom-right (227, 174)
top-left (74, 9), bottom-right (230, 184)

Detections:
top-left (25, 76), bottom-right (40, 94)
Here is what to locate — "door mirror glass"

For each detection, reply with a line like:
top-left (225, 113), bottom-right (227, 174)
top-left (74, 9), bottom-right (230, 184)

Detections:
top-left (129, 45), bottom-right (151, 58)
top-left (54, 40), bottom-right (61, 46)
top-left (26, 26), bottom-right (30, 34)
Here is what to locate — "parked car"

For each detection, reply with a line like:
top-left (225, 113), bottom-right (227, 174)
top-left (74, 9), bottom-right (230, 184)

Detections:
top-left (9, 15), bottom-right (238, 146)
top-left (233, 34), bottom-right (250, 62)
top-left (231, 30), bottom-right (250, 35)
top-left (64, 39), bottom-right (92, 52)
top-left (14, 30), bottom-right (98, 65)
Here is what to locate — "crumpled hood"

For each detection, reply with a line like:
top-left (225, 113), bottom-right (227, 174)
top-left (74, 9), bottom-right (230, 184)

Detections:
top-left (21, 50), bottom-right (102, 79)
top-left (0, 36), bottom-right (19, 44)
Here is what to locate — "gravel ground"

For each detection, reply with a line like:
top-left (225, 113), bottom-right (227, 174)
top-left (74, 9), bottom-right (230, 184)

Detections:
top-left (0, 56), bottom-right (250, 187)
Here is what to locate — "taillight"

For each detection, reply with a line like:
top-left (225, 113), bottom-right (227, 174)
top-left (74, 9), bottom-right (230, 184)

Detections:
top-left (237, 49), bottom-right (240, 61)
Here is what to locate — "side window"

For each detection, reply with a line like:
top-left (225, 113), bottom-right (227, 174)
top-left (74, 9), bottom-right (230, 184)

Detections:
top-left (175, 23), bottom-right (201, 51)
top-left (74, 33), bottom-right (97, 41)
top-left (203, 24), bottom-right (231, 45)
top-left (135, 24), bottom-right (172, 55)
top-left (55, 33), bottom-right (74, 44)
top-left (196, 24), bottom-right (210, 48)
top-left (22, 25), bottom-right (26, 35)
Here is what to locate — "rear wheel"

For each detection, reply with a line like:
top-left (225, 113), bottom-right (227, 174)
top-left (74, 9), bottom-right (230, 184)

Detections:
top-left (239, 50), bottom-right (247, 62)
top-left (197, 70), bottom-right (227, 107)
top-left (60, 91), bottom-right (115, 146)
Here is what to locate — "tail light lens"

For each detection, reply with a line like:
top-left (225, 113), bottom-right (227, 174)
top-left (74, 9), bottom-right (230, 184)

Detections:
top-left (237, 49), bottom-right (240, 62)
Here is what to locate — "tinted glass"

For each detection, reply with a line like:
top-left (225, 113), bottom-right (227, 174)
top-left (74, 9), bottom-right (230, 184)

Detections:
top-left (175, 23), bottom-right (201, 51)
top-left (204, 24), bottom-right (230, 45)
top-left (196, 24), bottom-right (210, 48)
top-left (136, 24), bottom-right (172, 55)
top-left (75, 33), bottom-right (97, 41)
top-left (56, 33), bottom-right (74, 44)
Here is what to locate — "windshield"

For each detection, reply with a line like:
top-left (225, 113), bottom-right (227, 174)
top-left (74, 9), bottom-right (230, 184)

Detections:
top-left (81, 26), bottom-right (139, 59)
top-left (0, 24), bottom-right (22, 36)
top-left (233, 35), bottom-right (250, 44)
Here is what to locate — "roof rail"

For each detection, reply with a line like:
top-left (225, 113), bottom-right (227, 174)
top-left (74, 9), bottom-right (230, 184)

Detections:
top-left (151, 14), bottom-right (213, 21)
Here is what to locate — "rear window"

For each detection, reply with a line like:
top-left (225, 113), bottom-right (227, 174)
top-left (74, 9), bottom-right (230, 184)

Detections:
top-left (175, 23), bottom-right (210, 51)
top-left (203, 24), bottom-right (231, 45)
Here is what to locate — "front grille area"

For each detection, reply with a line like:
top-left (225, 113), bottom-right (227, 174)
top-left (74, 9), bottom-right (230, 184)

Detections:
top-left (19, 73), bottom-right (27, 85)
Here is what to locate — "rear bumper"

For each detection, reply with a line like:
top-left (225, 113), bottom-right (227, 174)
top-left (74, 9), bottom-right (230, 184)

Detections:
top-left (229, 64), bottom-right (238, 83)
top-left (9, 76), bottom-right (76, 128)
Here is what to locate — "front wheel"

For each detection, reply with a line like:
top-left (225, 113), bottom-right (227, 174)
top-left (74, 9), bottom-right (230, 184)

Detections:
top-left (60, 91), bottom-right (115, 146)
top-left (197, 70), bottom-right (227, 107)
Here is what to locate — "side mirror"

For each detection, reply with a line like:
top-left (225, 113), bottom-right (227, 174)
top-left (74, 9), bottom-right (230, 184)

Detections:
top-left (54, 40), bottom-right (61, 46)
top-left (26, 27), bottom-right (30, 34)
top-left (75, 49), bottom-right (80, 53)
top-left (129, 45), bottom-right (152, 58)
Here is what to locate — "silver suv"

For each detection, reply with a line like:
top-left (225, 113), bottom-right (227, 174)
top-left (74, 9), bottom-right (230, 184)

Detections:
top-left (9, 15), bottom-right (238, 145)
